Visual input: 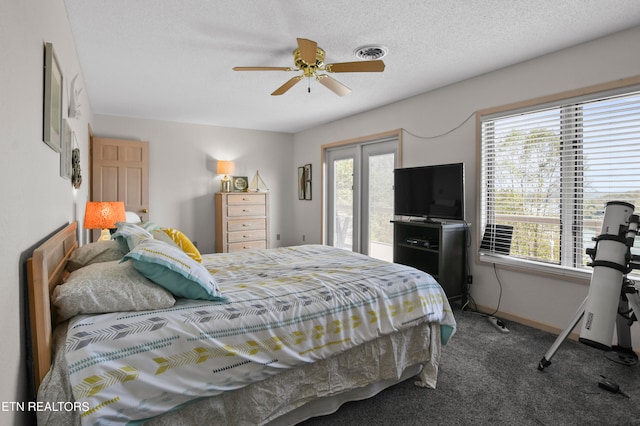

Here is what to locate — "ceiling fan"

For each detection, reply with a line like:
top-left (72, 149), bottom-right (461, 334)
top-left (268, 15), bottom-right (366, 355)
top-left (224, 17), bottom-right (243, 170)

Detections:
top-left (233, 38), bottom-right (385, 96)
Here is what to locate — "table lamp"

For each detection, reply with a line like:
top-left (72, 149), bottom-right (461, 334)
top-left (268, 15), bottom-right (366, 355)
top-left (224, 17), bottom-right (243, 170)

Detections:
top-left (217, 160), bottom-right (235, 192)
top-left (84, 201), bottom-right (126, 240)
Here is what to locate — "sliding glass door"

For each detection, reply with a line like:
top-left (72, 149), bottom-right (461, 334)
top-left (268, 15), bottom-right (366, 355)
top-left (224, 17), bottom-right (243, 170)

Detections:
top-left (325, 137), bottom-right (398, 261)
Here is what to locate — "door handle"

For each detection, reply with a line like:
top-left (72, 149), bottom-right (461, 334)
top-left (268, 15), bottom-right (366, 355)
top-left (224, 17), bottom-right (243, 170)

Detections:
top-left (142, 208), bottom-right (149, 213)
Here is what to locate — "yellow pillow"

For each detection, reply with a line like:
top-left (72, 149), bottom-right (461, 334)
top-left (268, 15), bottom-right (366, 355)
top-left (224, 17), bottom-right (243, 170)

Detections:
top-left (153, 228), bottom-right (202, 263)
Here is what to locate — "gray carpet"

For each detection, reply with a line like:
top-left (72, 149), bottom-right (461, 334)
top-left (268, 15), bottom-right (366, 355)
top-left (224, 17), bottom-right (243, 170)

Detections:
top-left (300, 308), bottom-right (640, 425)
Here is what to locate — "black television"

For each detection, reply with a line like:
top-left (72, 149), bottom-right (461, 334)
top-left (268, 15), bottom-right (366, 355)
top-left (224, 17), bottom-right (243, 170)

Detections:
top-left (394, 163), bottom-right (465, 221)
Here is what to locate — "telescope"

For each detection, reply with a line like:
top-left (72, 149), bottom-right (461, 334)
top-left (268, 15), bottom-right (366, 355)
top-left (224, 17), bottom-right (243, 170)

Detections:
top-left (539, 201), bottom-right (640, 370)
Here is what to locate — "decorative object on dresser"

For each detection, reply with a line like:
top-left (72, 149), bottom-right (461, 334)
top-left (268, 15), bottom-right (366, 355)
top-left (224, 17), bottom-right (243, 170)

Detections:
top-left (248, 170), bottom-right (269, 192)
top-left (216, 160), bottom-right (235, 192)
top-left (215, 192), bottom-right (269, 252)
top-left (231, 175), bottom-right (248, 192)
top-left (84, 201), bottom-right (126, 241)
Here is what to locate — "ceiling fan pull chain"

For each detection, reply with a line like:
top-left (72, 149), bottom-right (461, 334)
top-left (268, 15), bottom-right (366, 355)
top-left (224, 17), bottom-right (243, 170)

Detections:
top-left (308, 79), bottom-right (311, 93)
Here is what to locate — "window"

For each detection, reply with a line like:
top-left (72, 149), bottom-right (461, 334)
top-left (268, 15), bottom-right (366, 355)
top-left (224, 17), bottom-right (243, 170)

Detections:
top-left (479, 84), bottom-right (640, 276)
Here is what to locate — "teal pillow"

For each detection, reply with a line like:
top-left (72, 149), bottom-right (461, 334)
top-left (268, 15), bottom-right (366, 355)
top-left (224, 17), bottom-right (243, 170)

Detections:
top-left (112, 222), bottom-right (153, 253)
top-left (123, 239), bottom-right (225, 301)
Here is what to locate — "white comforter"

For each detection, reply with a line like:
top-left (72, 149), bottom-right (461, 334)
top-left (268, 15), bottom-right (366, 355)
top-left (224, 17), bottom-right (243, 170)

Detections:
top-left (41, 245), bottom-right (456, 425)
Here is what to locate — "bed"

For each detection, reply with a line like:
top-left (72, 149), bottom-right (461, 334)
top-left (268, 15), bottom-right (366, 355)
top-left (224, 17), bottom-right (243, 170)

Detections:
top-left (28, 221), bottom-right (456, 425)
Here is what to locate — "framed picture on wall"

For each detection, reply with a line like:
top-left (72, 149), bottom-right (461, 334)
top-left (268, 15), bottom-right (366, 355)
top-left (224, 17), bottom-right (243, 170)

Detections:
top-left (43, 42), bottom-right (63, 153)
top-left (304, 164), bottom-right (312, 200)
top-left (60, 119), bottom-right (72, 179)
top-left (298, 167), bottom-right (305, 200)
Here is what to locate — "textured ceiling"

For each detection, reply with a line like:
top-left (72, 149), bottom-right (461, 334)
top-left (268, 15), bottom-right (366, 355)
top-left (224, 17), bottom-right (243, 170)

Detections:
top-left (64, 0), bottom-right (640, 133)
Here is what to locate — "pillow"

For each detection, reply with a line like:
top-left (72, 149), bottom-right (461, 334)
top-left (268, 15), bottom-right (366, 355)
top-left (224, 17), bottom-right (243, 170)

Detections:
top-left (66, 240), bottom-right (125, 272)
top-left (123, 239), bottom-right (225, 301)
top-left (112, 222), bottom-right (153, 253)
top-left (138, 221), bottom-right (161, 232)
top-left (153, 227), bottom-right (202, 263)
top-left (52, 260), bottom-right (176, 321)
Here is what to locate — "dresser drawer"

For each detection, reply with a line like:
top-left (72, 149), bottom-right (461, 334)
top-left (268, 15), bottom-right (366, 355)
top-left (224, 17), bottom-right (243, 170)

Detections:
top-left (227, 218), bottom-right (266, 232)
top-left (228, 240), bottom-right (267, 251)
top-left (215, 192), bottom-right (269, 254)
top-left (227, 229), bottom-right (266, 243)
top-left (228, 204), bottom-right (266, 217)
top-left (227, 194), bottom-right (265, 205)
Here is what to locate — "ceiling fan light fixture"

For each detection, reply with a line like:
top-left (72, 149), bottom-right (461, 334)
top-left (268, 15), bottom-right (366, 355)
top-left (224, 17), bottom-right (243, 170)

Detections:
top-left (354, 45), bottom-right (388, 60)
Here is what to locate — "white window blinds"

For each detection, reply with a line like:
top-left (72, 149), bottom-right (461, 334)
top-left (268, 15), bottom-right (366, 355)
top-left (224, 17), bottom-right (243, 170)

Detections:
top-left (479, 87), bottom-right (640, 271)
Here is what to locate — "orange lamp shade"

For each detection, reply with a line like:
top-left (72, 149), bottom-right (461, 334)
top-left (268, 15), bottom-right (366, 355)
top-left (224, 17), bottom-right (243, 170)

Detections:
top-left (217, 160), bottom-right (235, 176)
top-left (84, 201), bottom-right (126, 230)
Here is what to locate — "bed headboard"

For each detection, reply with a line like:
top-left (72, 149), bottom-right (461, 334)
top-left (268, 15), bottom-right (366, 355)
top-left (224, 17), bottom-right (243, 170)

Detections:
top-left (26, 221), bottom-right (78, 391)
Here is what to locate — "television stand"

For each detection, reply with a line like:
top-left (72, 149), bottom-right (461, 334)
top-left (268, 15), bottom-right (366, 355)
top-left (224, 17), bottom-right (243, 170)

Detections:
top-left (391, 220), bottom-right (466, 303)
top-left (408, 217), bottom-right (432, 223)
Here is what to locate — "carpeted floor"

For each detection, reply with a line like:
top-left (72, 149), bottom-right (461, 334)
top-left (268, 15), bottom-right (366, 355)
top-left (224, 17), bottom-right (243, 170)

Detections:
top-left (300, 308), bottom-right (640, 425)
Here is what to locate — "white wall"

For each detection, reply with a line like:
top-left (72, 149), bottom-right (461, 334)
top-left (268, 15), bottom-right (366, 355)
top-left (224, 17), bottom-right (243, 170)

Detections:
top-left (91, 115), bottom-right (295, 252)
top-left (293, 26), bottom-right (640, 338)
top-left (0, 0), bottom-right (93, 424)
top-left (2, 3), bottom-right (639, 423)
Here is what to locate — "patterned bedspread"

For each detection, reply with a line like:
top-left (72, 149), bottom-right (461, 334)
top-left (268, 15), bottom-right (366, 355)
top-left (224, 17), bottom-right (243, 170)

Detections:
top-left (56, 245), bottom-right (456, 425)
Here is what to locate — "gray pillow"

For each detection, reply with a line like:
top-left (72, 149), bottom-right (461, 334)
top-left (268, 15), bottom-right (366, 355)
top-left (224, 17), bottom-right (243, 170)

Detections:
top-left (66, 240), bottom-right (125, 272)
top-left (53, 260), bottom-right (176, 321)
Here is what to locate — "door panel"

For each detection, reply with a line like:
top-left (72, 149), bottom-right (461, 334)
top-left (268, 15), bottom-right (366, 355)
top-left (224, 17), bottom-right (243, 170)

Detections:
top-left (332, 155), bottom-right (355, 251)
top-left (364, 149), bottom-right (395, 261)
top-left (325, 138), bottom-right (397, 260)
top-left (92, 137), bottom-right (149, 235)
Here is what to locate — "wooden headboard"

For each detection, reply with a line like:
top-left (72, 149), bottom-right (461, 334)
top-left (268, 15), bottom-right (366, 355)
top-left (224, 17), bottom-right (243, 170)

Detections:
top-left (26, 221), bottom-right (78, 391)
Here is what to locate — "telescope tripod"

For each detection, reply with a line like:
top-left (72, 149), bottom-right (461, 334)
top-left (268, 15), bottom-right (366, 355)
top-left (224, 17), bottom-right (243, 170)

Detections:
top-left (538, 278), bottom-right (640, 370)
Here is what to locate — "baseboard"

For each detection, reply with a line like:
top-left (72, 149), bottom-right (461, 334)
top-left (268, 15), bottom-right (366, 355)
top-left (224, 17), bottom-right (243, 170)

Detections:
top-left (474, 304), bottom-right (640, 357)
top-left (474, 304), bottom-right (581, 341)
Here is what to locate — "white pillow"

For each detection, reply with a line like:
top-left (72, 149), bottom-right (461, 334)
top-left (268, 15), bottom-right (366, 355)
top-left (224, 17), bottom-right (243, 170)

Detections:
top-left (53, 260), bottom-right (176, 321)
top-left (112, 222), bottom-right (153, 253)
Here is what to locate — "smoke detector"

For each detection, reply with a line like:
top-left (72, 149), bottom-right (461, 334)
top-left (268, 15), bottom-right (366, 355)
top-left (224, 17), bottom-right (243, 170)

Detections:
top-left (354, 45), bottom-right (388, 60)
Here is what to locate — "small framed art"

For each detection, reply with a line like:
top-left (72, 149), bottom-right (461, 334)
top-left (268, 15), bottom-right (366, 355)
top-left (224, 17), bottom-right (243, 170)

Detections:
top-left (298, 167), bottom-right (305, 200)
top-left (232, 176), bottom-right (248, 192)
top-left (60, 119), bottom-right (72, 179)
top-left (304, 163), bottom-right (312, 200)
top-left (43, 42), bottom-right (63, 153)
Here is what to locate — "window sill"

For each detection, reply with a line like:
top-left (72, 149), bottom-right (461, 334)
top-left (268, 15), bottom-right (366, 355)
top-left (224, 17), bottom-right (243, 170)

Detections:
top-left (478, 252), bottom-right (595, 285)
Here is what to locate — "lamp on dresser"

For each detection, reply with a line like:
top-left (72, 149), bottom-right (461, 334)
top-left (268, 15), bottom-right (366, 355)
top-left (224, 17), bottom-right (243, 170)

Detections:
top-left (217, 160), bottom-right (235, 192)
top-left (84, 201), bottom-right (126, 241)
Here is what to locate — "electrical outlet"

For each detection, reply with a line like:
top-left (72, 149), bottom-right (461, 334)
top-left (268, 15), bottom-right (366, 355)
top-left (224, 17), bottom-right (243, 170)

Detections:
top-left (466, 275), bottom-right (473, 284)
top-left (277, 234), bottom-right (280, 240)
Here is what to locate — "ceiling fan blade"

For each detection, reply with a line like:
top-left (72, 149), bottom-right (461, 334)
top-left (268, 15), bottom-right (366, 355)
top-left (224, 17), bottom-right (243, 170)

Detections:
top-left (316, 75), bottom-right (351, 96)
top-left (297, 38), bottom-right (318, 65)
top-left (271, 76), bottom-right (303, 96)
top-left (233, 66), bottom-right (293, 71)
top-left (325, 60), bottom-right (385, 73)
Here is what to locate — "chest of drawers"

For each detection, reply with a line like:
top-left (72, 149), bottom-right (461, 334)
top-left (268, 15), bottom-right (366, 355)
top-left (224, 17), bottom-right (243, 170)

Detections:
top-left (215, 192), bottom-right (269, 252)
